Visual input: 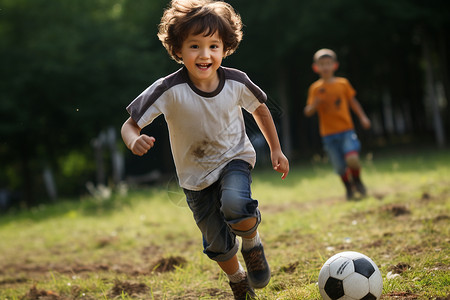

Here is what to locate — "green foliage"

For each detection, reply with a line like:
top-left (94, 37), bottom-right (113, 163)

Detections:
top-left (59, 151), bottom-right (91, 178)
top-left (0, 0), bottom-right (449, 206)
top-left (0, 0), bottom-right (170, 202)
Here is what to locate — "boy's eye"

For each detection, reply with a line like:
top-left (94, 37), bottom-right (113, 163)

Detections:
top-left (190, 45), bottom-right (199, 49)
top-left (210, 45), bottom-right (219, 49)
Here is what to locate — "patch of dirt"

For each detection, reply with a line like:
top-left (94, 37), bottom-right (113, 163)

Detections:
top-left (173, 288), bottom-right (230, 299)
top-left (0, 277), bottom-right (28, 285)
top-left (262, 196), bottom-right (342, 214)
top-left (109, 279), bottom-right (149, 298)
top-left (384, 291), bottom-right (419, 299)
top-left (95, 236), bottom-right (118, 248)
top-left (1, 262), bottom-right (110, 275)
top-left (388, 262), bottom-right (411, 274)
top-left (381, 204), bottom-right (411, 216)
top-left (279, 261), bottom-right (299, 274)
top-left (430, 262), bottom-right (450, 272)
top-left (434, 214), bottom-right (450, 222)
top-left (22, 285), bottom-right (61, 300)
top-left (21, 284), bottom-right (99, 300)
top-left (262, 202), bottom-right (308, 214)
top-left (404, 245), bottom-right (425, 255)
top-left (420, 188), bottom-right (450, 204)
top-left (334, 243), bottom-right (354, 252)
top-left (372, 192), bottom-right (387, 200)
top-left (150, 256), bottom-right (187, 273)
top-left (0, 261), bottom-right (153, 279)
top-left (271, 231), bottom-right (317, 251)
top-left (270, 281), bottom-right (287, 292)
top-left (421, 192), bottom-right (432, 201)
top-left (363, 239), bottom-right (384, 248)
top-left (140, 244), bottom-right (162, 259)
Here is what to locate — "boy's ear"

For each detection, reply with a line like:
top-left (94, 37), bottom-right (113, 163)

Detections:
top-left (175, 49), bottom-right (182, 61)
top-left (333, 62), bottom-right (339, 71)
top-left (312, 63), bottom-right (319, 73)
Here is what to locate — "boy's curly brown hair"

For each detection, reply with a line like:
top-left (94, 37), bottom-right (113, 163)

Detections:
top-left (157, 0), bottom-right (243, 63)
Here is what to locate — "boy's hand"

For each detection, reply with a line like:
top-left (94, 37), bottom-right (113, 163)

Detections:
top-left (130, 135), bottom-right (156, 156)
top-left (313, 97), bottom-right (323, 107)
top-left (360, 116), bottom-right (371, 130)
top-left (271, 150), bottom-right (289, 179)
top-left (304, 97), bottom-right (323, 116)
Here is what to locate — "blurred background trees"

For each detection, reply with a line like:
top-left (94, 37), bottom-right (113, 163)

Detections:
top-left (0, 0), bottom-right (449, 209)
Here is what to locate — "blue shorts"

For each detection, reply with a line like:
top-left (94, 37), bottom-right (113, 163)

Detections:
top-left (183, 160), bottom-right (261, 262)
top-left (322, 130), bottom-right (361, 175)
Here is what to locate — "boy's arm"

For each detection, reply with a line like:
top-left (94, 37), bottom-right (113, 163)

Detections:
top-left (304, 85), bottom-right (321, 117)
top-left (304, 98), bottom-right (321, 117)
top-left (121, 117), bottom-right (156, 156)
top-left (251, 104), bottom-right (289, 179)
top-left (349, 97), bottom-right (371, 129)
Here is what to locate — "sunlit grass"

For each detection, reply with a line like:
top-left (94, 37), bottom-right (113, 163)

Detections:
top-left (0, 149), bottom-right (449, 299)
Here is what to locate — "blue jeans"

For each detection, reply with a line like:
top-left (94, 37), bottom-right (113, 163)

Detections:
top-left (183, 160), bottom-right (261, 262)
top-left (322, 130), bottom-right (361, 175)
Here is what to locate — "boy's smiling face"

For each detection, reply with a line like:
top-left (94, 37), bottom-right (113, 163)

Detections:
top-left (177, 31), bottom-right (224, 91)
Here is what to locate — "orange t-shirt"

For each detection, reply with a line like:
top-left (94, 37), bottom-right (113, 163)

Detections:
top-left (307, 77), bottom-right (356, 137)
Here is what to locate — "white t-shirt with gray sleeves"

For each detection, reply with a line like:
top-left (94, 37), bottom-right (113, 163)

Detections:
top-left (126, 66), bottom-right (267, 191)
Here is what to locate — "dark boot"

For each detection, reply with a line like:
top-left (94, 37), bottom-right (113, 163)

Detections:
top-left (344, 180), bottom-right (355, 200)
top-left (353, 177), bottom-right (367, 196)
top-left (341, 170), bottom-right (354, 200)
top-left (229, 276), bottom-right (257, 300)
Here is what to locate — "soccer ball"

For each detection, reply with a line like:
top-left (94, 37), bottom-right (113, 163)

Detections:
top-left (318, 251), bottom-right (383, 300)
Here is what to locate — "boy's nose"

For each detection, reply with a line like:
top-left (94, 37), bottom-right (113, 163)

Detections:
top-left (199, 48), bottom-right (210, 58)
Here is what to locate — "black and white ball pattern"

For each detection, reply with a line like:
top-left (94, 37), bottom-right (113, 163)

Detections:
top-left (318, 251), bottom-right (383, 300)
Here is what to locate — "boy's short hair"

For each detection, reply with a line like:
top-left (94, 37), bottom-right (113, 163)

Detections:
top-left (313, 48), bottom-right (337, 62)
top-left (158, 0), bottom-right (243, 63)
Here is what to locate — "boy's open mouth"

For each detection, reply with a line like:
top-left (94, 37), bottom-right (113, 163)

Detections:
top-left (197, 63), bottom-right (212, 69)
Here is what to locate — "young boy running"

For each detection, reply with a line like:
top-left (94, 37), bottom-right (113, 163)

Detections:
top-left (304, 49), bottom-right (371, 200)
top-left (121, 0), bottom-right (289, 298)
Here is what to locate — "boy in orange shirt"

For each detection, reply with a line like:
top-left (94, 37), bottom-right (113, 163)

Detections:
top-left (304, 49), bottom-right (371, 200)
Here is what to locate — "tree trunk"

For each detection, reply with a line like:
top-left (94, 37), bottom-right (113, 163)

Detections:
top-left (43, 165), bottom-right (57, 201)
top-left (106, 127), bottom-right (124, 185)
top-left (437, 29), bottom-right (450, 137)
top-left (422, 34), bottom-right (446, 148)
top-left (276, 67), bottom-right (292, 158)
top-left (92, 133), bottom-right (106, 186)
top-left (21, 153), bottom-right (34, 208)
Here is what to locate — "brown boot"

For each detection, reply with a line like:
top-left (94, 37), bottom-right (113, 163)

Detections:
top-left (241, 244), bottom-right (271, 288)
top-left (229, 275), bottom-right (257, 300)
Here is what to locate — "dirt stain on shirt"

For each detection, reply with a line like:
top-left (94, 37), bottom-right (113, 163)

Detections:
top-left (191, 140), bottom-right (223, 159)
top-left (191, 140), bottom-right (212, 159)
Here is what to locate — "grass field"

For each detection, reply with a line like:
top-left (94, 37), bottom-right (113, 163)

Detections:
top-left (0, 148), bottom-right (449, 299)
